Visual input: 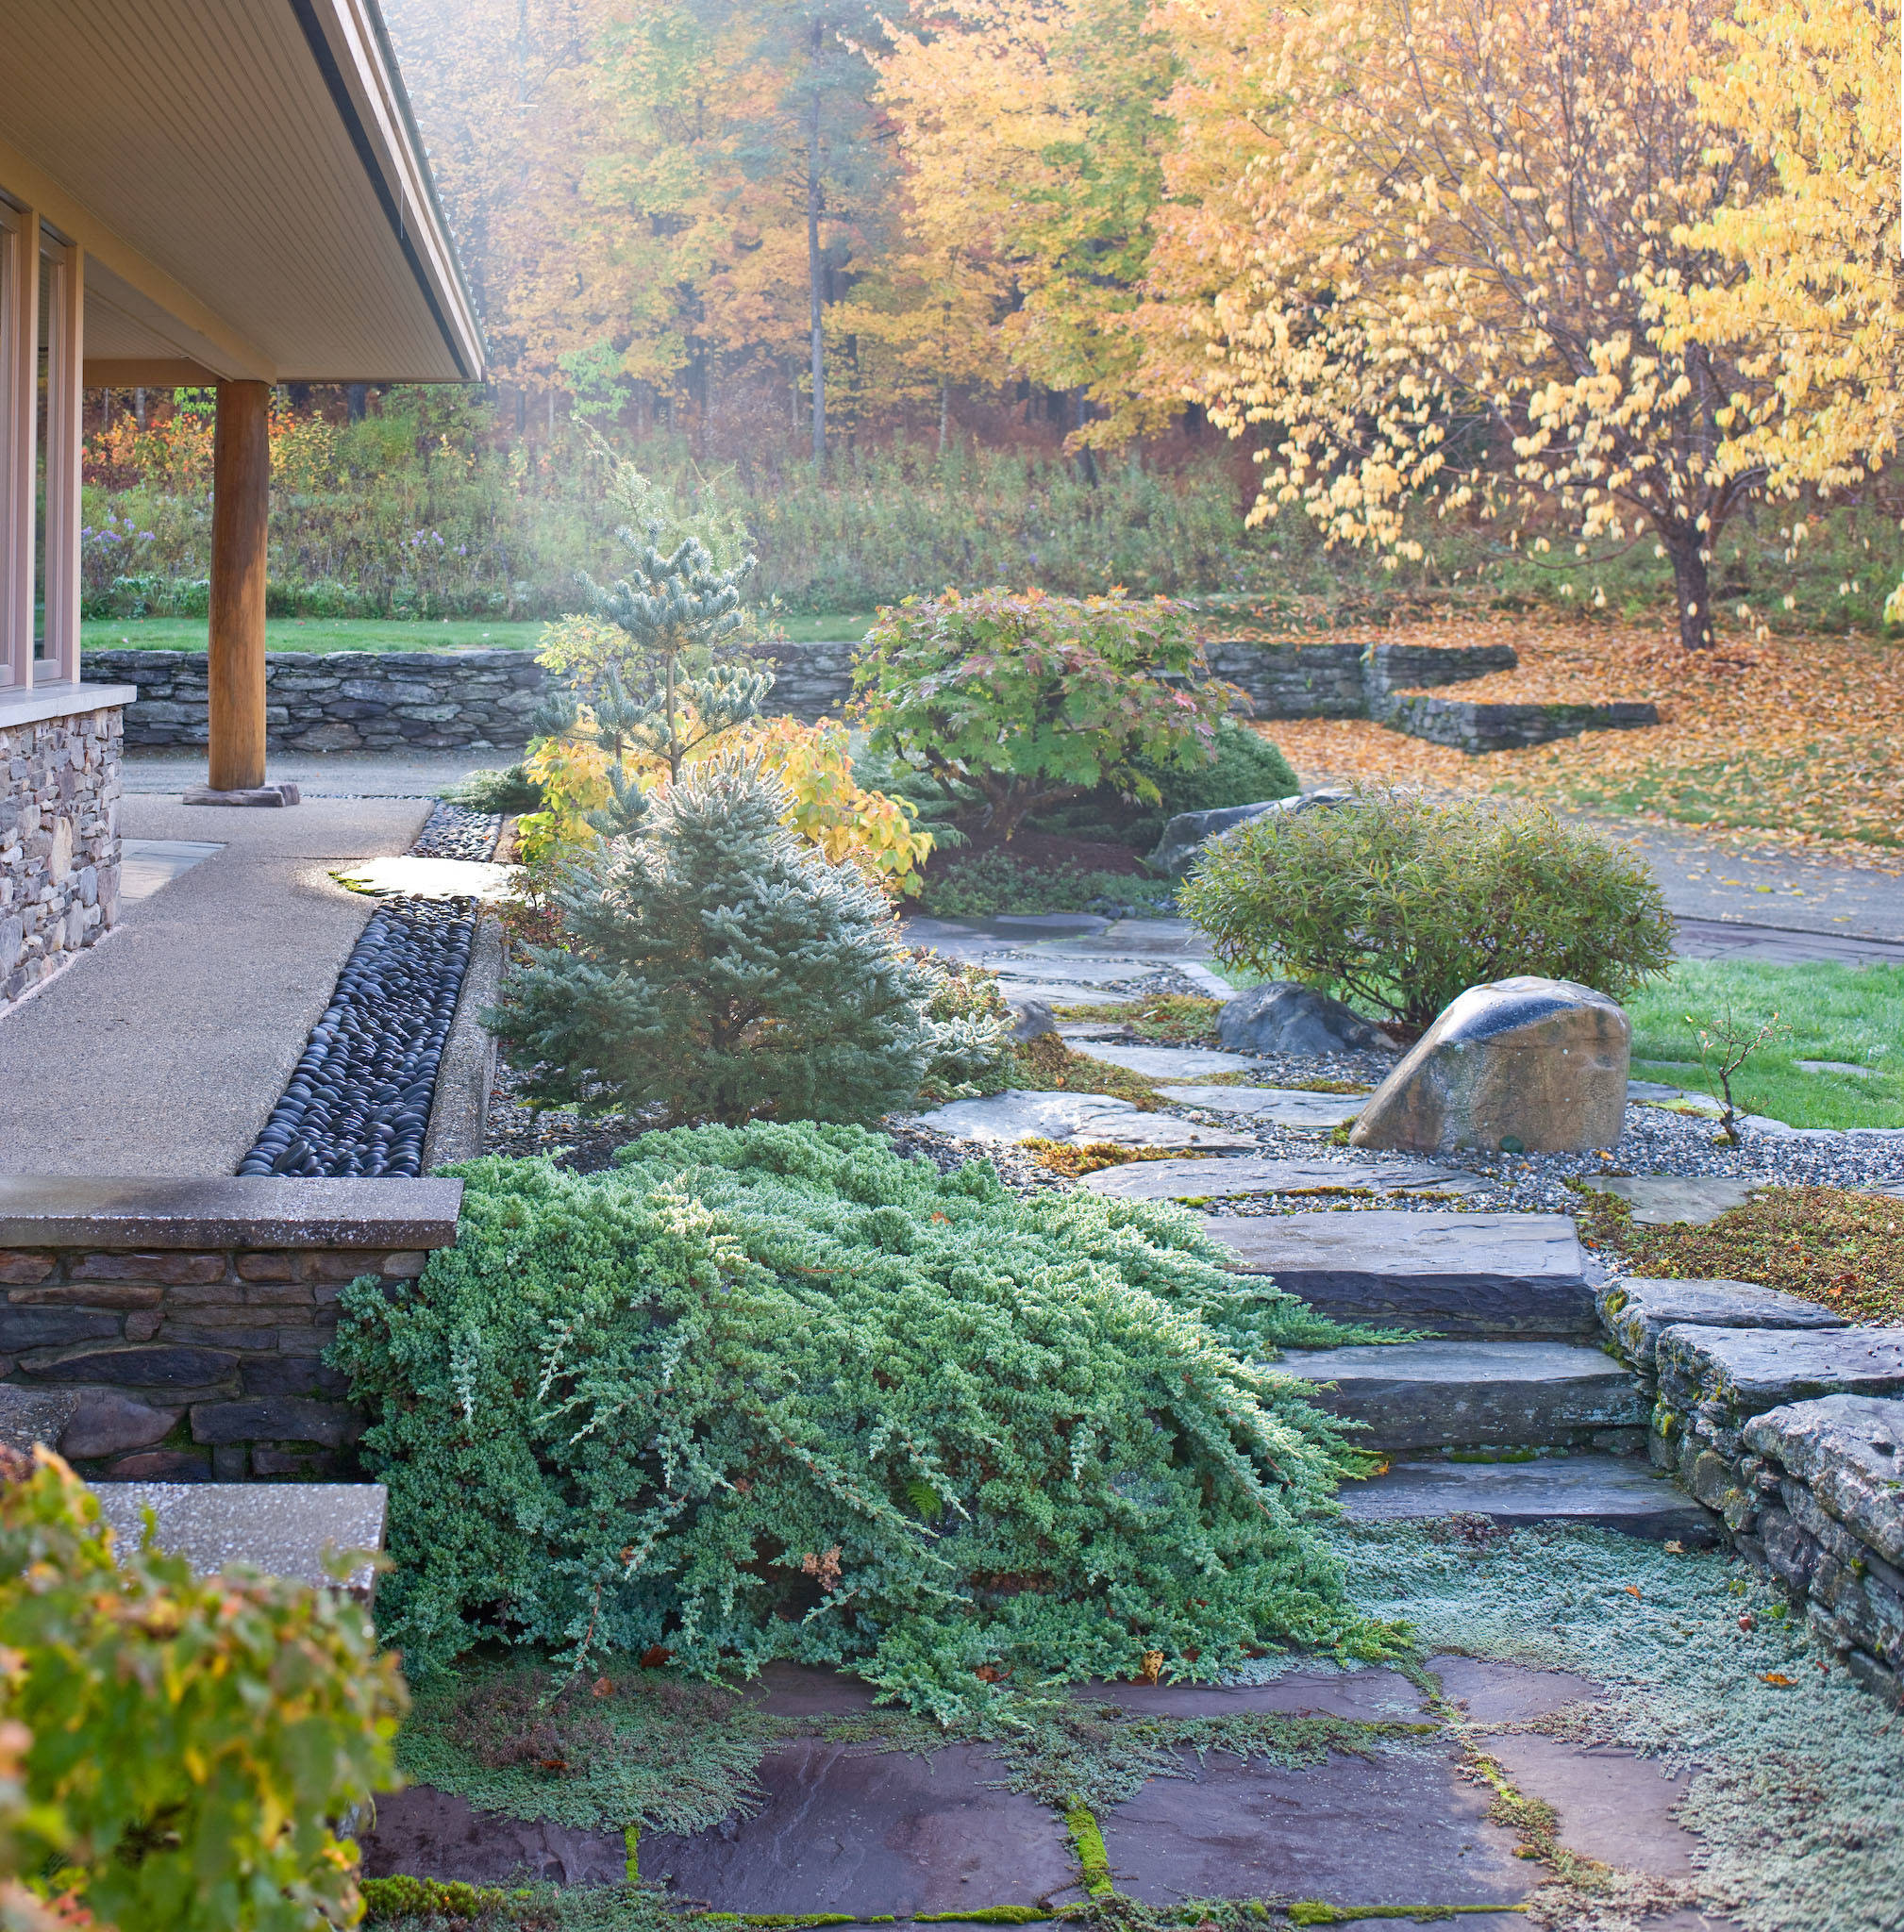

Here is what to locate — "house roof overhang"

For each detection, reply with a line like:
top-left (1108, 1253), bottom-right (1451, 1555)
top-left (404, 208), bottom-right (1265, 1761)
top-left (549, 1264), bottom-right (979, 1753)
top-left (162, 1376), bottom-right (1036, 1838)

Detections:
top-left (0, 0), bottom-right (484, 384)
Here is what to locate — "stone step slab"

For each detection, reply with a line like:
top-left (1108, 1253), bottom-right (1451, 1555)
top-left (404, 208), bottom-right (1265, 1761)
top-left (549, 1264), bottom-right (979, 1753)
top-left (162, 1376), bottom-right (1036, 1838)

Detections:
top-left (90, 1481), bottom-right (387, 1599)
top-left (1278, 1339), bottom-right (1646, 1450)
top-left (1341, 1454), bottom-right (1722, 1542)
top-left (1597, 1276), bottom-right (1847, 1374)
top-left (908, 1091), bottom-right (1257, 1151)
top-left (1205, 1209), bottom-right (1600, 1337)
top-left (1081, 1156), bottom-right (1477, 1204)
top-left (1157, 1085), bottom-right (1369, 1129)
top-left (1072, 1042), bottom-right (1263, 1078)
top-left (1579, 1175), bottom-right (1759, 1226)
top-left (1655, 1325), bottom-right (1904, 1437)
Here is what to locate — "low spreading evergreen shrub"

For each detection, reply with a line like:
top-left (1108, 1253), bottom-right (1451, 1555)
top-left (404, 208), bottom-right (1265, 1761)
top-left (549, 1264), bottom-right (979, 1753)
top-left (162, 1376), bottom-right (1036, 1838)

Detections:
top-left (331, 1125), bottom-right (1392, 1716)
top-left (489, 758), bottom-right (971, 1124)
top-left (1180, 787), bottom-right (1676, 1030)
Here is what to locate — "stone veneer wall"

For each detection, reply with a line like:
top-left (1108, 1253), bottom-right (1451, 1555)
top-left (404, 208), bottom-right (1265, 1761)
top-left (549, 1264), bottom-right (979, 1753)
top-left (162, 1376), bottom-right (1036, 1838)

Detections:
top-left (1, 704), bottom-right (121, 1007)
top-left (0, 1177), bottom-right (463, 1483)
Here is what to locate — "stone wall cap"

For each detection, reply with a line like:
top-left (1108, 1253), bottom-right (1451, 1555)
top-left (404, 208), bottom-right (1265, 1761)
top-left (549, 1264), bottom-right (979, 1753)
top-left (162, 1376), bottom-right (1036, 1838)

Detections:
top-left (90, 1481), bottom-right (387, 1595)
top-left (0, 683), bottom-right (140, 729)
top-left (0, 1176), bottom-right (462, 1251)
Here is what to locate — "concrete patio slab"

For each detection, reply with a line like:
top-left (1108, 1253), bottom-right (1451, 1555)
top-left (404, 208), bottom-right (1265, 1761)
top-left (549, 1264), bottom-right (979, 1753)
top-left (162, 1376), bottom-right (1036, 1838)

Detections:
top-left (0, 794), bottom-right (430, 1174)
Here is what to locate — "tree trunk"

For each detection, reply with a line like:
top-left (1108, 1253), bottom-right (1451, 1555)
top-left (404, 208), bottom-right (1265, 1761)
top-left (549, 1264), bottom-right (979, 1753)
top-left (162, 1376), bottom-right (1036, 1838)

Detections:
top-left (938, 379), bottom-right (949, 454)
top-left (1664, 530), bottom-right (1714, 650)
top-left (807, 80), bottom-right (826, 469)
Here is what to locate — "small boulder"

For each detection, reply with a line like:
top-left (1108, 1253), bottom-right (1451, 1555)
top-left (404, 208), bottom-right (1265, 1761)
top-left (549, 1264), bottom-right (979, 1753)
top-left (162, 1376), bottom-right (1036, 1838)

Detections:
top-left (1148, 789), bottom-right (1351, 878)
top-left (1217, 982), bottom-right (1395, 1057)
top-left (1010, 1000), bottom-right (1059, 1042)
top-left (1349, 976), bottom-right (1629, 1155)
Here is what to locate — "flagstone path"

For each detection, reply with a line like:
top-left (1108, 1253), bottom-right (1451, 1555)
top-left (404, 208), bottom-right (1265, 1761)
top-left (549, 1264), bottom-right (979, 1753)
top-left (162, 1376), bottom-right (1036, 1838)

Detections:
top-left (362, 1659), bottom-right (1725, 1925)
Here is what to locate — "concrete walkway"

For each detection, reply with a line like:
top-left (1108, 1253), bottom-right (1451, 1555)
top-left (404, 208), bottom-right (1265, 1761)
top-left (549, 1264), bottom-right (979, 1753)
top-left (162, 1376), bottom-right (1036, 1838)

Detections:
top-left (0, 794), bottom-right (430, 1175)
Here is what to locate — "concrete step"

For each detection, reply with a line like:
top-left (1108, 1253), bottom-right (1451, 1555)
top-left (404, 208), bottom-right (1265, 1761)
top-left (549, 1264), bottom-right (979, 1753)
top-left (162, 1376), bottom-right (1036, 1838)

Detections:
top-left (1279, 1339), bottom-right (1645, 1451)
top-left (1340, 1454), bottom-right (1721, 1543)
top-left (90, 1481), bottom-right (387, 1600)
top-left (1206, 1209), bottom-right (1598, 1338)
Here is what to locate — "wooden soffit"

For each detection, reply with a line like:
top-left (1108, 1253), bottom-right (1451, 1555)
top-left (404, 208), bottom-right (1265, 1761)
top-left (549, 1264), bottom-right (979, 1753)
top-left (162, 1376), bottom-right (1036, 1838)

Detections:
top-left (0, 0), bottom-right (483, 384)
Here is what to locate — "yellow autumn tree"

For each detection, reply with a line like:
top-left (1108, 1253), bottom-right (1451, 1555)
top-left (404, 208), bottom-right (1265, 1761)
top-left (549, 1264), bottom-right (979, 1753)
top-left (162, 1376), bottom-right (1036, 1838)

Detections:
top-left (871, 0), bottom-right (1177, 433)
top-left (1152, 0), bottom-right (1781, 648)
top-left (1670, 0), bottom-right (1901, 508)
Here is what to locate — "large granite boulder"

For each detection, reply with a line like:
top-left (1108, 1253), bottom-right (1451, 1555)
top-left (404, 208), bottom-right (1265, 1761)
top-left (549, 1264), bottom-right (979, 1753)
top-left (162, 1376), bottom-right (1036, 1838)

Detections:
top-left (1216, 981), bottom-right (1395, 1056)
top-left (1148, 789), bottom-right (1351, 878)
top-left (1349, 976), bottom-right (1629, 1155)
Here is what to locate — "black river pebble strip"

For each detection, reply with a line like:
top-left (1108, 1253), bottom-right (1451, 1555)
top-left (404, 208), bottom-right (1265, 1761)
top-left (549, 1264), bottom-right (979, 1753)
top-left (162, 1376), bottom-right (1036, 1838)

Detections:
top-left (409, 802), bottom-right (504, 861)
top-left (237, 803), bottom-right (504, 1178)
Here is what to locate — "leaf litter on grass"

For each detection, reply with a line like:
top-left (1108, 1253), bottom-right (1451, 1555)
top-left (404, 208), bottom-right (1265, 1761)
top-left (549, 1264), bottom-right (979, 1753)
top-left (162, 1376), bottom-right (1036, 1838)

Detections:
top-left (1256, 618), bottom-right (1904, 862)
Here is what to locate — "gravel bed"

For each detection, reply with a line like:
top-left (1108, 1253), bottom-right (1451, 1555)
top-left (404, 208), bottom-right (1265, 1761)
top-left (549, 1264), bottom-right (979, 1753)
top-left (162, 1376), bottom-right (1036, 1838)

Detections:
top-left (409, 801), bottom-right (503, 860)
top-left (238, 897), bottom-right (475, 1177)
top-left (480, 1071), bottom-right (659, 1174)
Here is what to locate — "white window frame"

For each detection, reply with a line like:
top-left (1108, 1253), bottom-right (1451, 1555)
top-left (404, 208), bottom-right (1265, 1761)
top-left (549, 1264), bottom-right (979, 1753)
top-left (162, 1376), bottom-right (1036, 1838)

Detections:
top-left (0, 198), bottom-right (35, 692)
top-left (38, 229), bottom-right (82, 689)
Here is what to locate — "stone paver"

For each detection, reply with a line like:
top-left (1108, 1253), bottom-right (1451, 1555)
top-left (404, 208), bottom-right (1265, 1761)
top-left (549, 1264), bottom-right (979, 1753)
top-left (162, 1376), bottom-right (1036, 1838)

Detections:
top-left (1072, 1043), bottom-right (1262, 1078)
top-left (909, 1091), bottom-right (1257, 1150)
top-left (1344, 1455), bottom-right (1719, 1542)
top-left (362, 1658), bottom-right (1726, 1915)
top-left (1579, 1175), bottom-right (1760, 1225)
top-left (1278, 1340), bottom-right (1646, 1451)
top-left (1081, 1155), bottom-right (1474, 1204)
top-left (1158, 1085), bottom-right (1369, 1128)
top-left (1205, 1210), bottom-right (1597, 1337)
top-left (1098, 1744), bottom-right (1529, 1910)
top-left (642, 1741), bottom-right (1077, 1915)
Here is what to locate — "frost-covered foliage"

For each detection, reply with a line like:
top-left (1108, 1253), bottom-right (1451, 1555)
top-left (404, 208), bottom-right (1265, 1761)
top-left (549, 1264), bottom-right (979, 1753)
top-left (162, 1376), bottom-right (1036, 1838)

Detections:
top-left (1324, 1523), bottom-right (1904, 1932)
top-left (489, 758), bottom-right (958, 1124)
top-left (332, 1124), bottom-right (1390, 1716)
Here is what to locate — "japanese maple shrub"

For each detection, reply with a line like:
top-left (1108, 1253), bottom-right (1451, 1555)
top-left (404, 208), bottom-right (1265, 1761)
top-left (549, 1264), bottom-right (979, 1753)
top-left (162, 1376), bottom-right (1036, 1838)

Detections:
top-left (331, 1124), bottom-right (1390, 1718)
top-left (855, 590), bottom-right (1233, 838)
top-left (489, 755), bottom-right (977, 1123)
top-left (0, 1447), bottom-right (403, 1932)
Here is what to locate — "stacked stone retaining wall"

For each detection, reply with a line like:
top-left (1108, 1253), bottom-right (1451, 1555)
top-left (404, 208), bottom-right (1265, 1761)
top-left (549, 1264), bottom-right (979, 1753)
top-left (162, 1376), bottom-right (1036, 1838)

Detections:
top-left (1603, 1290), bottom-right (1904, 1704)
top-left (90, 633), bottom-right (1655, 752)
top-left (1, 700), bottom-right (123, 1008)
top-left (0, 1177), bottom-right (462, 1484)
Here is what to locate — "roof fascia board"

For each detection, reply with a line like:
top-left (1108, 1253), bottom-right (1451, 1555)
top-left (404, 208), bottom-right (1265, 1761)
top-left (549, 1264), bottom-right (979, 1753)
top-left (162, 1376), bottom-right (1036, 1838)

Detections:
top-left (288, 0), bottom-right (486, 381)
top-left (0, 136), bottom-right (276, 381)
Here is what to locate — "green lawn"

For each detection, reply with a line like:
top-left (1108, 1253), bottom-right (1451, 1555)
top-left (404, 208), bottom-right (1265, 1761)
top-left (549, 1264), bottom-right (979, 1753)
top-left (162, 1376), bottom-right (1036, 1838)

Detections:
top-left (81, 612), bottom-right (878, 655)
top-left (1211, 954), bottom-right (1904, 1129)
top-left (1626, 958), bottom-right (1904, 1130)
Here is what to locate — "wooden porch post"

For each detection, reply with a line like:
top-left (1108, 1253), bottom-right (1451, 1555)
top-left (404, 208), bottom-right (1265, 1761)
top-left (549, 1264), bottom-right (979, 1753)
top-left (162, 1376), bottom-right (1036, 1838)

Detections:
top-left (208, 380), bottom-right (269, 792)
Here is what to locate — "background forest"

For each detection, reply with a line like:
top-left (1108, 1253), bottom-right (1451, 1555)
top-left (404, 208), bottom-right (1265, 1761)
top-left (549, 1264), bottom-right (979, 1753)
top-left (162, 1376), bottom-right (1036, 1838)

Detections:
top-left (79, 0), bottom-right (1904, 638)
